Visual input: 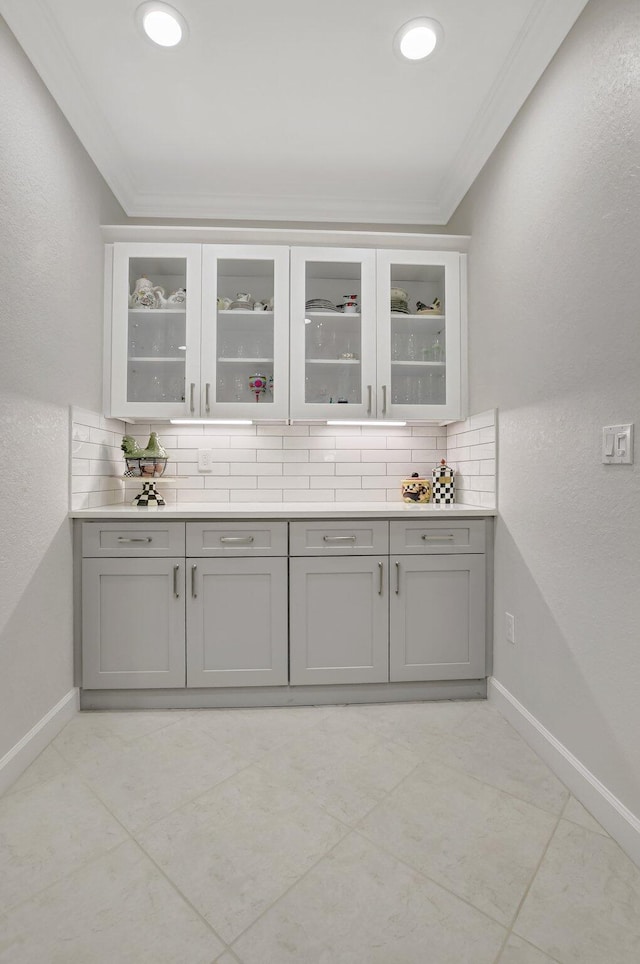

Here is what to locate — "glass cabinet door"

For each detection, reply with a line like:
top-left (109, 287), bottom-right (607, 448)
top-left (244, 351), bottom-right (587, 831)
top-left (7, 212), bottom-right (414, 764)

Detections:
top-left (201, 245), bottom-right (289, 420)
top-left (376, 250), bottom-right (462, 421)
top-left (110, 243), bottom-right (202, 419)
top-left (289, 248), bottom-right (377, 419)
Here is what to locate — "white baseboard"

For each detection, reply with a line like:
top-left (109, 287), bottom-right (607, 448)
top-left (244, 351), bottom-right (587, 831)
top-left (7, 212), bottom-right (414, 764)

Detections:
top-left (0, 688), bottom-right (79, 796)
top-left (489, 677), bottom-right (640, 869)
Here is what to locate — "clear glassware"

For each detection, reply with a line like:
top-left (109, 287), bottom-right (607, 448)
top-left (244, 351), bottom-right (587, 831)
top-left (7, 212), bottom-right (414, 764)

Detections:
top-left (406, 331), bottom-right (417, 361)
top-left (233, 375), bottom-right (245, 401)
top-left (432, 331), bottom-right (443, 363)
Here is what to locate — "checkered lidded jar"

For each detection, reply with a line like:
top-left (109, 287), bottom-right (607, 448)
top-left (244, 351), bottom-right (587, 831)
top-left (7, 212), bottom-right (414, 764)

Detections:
top-left (432, 459), bottom-right (455, 504)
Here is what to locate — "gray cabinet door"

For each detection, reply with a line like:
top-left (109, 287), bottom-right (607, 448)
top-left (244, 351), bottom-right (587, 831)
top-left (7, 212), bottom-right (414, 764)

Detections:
top-left (187, 558), bottom-right (288, 687)
top-left (290, 556), bottom-right (388, 685)
top-left (82, 558), bottom-right (186, 689)
top-left (390, 554), bottom-right (485, 681)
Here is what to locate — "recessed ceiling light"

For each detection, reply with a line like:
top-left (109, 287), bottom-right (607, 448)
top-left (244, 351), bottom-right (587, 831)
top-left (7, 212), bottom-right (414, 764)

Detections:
top-left (136, 2), bottom-right (188, 47)
top-left (394, 17), bottom-right (443, 62)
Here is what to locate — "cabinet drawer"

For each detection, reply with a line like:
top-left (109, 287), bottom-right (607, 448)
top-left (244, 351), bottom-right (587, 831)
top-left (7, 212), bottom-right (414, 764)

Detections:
top-left (82, 522), bottom-right (185, 557)
top-left (289, 520), bottom-right (388, 556)
top-left (390, 520), bottom-right (485, 554)
top-left (186, 521), bottom-right (287, 557)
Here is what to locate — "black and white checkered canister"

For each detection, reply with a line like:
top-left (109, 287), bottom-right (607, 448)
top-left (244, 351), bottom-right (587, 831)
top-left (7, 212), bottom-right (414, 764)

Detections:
top-left (432, 459), bottom-right (455, 504)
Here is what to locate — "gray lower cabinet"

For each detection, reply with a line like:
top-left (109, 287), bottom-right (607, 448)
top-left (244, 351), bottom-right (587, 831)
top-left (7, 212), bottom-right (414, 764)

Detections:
top-left (82, 557), bottom-right (186, 689)
top-left (186, 557), bottom-right (288, 687)
top-left (389, 554), bottom-right (486, 681)
top-left (289, 556), bottom-right (389, 685)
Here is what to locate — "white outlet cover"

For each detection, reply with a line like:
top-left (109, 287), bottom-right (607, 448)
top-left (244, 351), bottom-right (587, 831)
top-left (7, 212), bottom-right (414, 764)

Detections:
top-left (505, 612), bottom-right (515, 644)
top-left (198, 449), bottom-right (214, 471)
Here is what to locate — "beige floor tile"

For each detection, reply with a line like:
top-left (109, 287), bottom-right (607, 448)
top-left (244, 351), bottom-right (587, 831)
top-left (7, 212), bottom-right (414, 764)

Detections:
top-left (136, 765), bottom-right (348, 943)
top-left (254, 712), bottom-right (420, 824)
top-left (216, 954), bottom-right (242, 964)
top-left (514, 820), bottom-right (640, 963)
top-left (498, 934), bottom-right (560, 963)
top-left (0, 771), bottom-right (127, 912)
top-left (4, 745), bottom-right (70, 797)
top-left (0, 840), bottom-right (222, 963)
top-left (75, 716), bottom-right (250, 832)
top-left (53, 709), bottom-right (185, 767)
top-left (192, 704), bottom-right (330, 760)
top-left (359, 759), bottom-right (557, 926)
top-left (412, 703), bottom-right (569, 815)
top-left (233, 833), bottom-right (506, 963)
top-left (344, 697), bottom-right (481, 743)
top-left (562, 795), bottom-right (608, 836)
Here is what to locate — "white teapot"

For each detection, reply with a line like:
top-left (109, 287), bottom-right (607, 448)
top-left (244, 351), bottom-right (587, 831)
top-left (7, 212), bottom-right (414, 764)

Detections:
top-left (129, 277), bottom-right (165, 309)
top-left (157, 287), bottom-right (186, 308)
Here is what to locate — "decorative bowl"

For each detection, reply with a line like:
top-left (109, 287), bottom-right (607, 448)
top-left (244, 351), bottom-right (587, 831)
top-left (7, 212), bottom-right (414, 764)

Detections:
top-left (124, 457), bottom-right (168, 478)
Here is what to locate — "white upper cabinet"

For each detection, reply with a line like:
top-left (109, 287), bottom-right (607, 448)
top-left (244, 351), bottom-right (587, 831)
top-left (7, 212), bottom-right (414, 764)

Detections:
top-left (376, 250), bottom-right (463, 422)
top-left (108, 242), bottom-right (202, 420)
top-left (201, 245), bottom-right (290, 420)
top-left (105, 238), bottom-right (466, 423)
top-left (289, 247), bottom-right (377, 420)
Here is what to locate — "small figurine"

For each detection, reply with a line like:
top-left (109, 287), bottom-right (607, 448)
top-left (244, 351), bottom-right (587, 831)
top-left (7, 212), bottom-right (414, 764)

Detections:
top-left (401, 472), bottom-right (431, 504)
top-left (416, 297), bottom-right (442, 314)
top-left (121, 435), bottom-right (144, 457)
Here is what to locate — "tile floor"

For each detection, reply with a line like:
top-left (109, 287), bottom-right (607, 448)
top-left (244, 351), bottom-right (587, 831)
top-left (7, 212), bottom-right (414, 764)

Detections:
top-left (1, 699), bottom-right (640, 963)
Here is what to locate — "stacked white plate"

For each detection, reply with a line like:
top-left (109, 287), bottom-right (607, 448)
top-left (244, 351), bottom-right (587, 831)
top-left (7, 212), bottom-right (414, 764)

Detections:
top-left (305, 299), bottom-right (341, 312)
top-left (230, 298), bottom-right (254, 310)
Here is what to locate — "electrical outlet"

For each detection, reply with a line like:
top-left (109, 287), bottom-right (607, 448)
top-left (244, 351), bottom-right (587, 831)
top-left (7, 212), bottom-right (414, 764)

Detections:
top-left (505, 612), bottom-right (515, 644)
top-left (197, 449), bottom-right (213, 472)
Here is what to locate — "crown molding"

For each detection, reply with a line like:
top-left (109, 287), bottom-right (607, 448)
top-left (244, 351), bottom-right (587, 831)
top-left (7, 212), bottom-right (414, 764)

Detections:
top-left (2, 0), bottom-right (589, 226)
top-left (438, 0), bottom-right (590, 221)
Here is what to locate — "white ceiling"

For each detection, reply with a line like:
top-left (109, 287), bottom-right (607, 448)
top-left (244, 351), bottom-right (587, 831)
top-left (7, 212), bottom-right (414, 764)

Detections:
top-left (2, 0), bottom-right (589, 224)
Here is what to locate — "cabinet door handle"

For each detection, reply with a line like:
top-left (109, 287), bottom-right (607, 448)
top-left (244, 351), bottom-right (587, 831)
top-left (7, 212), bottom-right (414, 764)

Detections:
top-left (382, 384), bottom-right (387, 414)
top-left (189, 382), bottom-right (195, 413)
top-left (367, 384), bottom-right (372, 415)
top-left (322, 535), bottom-right (357, 543)
top-left (191, 564), bottom-right (197, 598)
top-left (421, 533), bottom-right (455, 541)
top-left (378, 561), bottom-right (384, 595)
top-left (205, 382), bottom-right (211, 413)
top-left (395, 561), bottom-right (400, 594)
top-left (117, 537), bottom-right (152, 543)
top-left (173, 564), bottom-right (180, 598)
top-left (219, 535), bottom-right (254, 544)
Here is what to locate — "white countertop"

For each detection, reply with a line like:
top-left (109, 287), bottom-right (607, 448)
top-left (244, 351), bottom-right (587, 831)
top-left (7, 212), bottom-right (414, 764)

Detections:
top-left (70, 501), bottom-right (496, 520)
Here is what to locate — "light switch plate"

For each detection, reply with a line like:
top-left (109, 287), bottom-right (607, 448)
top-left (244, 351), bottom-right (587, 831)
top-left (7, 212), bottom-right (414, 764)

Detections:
top-left (602, 424), bottom-right (633, 464)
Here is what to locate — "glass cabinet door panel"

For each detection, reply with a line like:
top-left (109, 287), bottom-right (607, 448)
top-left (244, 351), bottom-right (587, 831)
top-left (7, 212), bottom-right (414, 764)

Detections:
top-left (201, 246), bottom-right (289, 419)
top-left (290, 248), bottom-right (376, 419)
top-left (110, 243), bottom-right (202, 419)
top-left (376, 251), bottom-right (461, 421)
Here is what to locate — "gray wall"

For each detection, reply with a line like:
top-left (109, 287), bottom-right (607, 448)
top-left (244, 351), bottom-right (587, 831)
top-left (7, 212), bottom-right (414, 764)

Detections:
top-left (449, 0), bottom-right (640, 818)
top-left (0, 16), bottom-right (124, 757)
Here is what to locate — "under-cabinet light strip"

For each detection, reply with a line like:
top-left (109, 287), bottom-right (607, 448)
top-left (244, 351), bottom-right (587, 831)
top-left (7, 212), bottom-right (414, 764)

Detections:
top-left (170, 418), bottom-right (253, 425)
top-left (325, 420), bottom-right (407, 427)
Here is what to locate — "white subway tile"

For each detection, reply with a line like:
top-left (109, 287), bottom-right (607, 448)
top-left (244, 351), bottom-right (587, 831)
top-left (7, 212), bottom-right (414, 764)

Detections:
top-left (335, 462), bottom-right (386, 475)
top-left (71, 407), bottom-right (102, 429)
top-left (71, 424), bottom-right (91, 443)
top-left (180, 435), bottom-right (229, 449)
top-left (258, 424), bottom-right (308, 436)
top-left (410, 449), bottom-right (441, 463)
top-left (284, 436), bottom-right (335, 449)
top-left (335, 435), bottom-right (387, 449)
top-left (480, 459), bottom-right (496, 475)
top-left (258, 449), bottom-right (308, 463)
top-left (214, 449), bottom-right (257, 462)
top-left (205, 476), bottom-right (257, 489)
top-left (231, 435), bottom-right (283, 449)
top-left (362, 449), bottom-right (408, 462)
top-left (259, 476), bottom-right (309, 489)
top-left (72, 459), bottom-right (91, 476)
top-left (175, 490), bottom-right (230, 502)
top-left (479, 492), bottom-right (496, 507)
top-left (284, 463), bottom-right (335, 476)
top-left (233, 462), bottom-right (282, 476)
top-left (309, 449), bottom-right (361, 462)
top-left (468, 410), bottom-right (496, 431)
top-left (412, 426), bottom-right (446, 438)
top-left (168, 476), bottom-right (204, 489)
top-left (89, 428), bottom-right (116, 447)
top-left (101, 416), bottom-right (127, 434)
top-left (178, 461), bottom-right (229, 475)
top-left (384, 436), bottom-right (416, 450)
top-left (310, 476), bottom-right (359, 489)
top-left (231, 489), bottom-right (283, 502)
top-left (362, 475), bottom-right (405, 488)
top-left (335, 489), bottom-right (386, 502)
top-left (284, 489), bottom-right (335, 501)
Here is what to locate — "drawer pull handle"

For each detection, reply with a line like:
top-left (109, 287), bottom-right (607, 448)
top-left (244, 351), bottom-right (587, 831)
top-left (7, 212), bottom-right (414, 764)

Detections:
top-left (395, 561), bottom-right (400, 595)
top-left (421, 533), bottom-right (455, 541)
top-left (117, 537), bottom-right (153, 543)
top-left (173, 564), bottom-right (180, 598)
top-left (219, 535), bottom-right (255, 544)
top-left (191, 564), bottom-right (197, 598)
top-left (205, 382), bottom-right (211, 414)
top-left (190, 382), bottom-right (195, 413)
top-left (367, 384), bottom-right (372, 415)
top-left (382, 384), bottom-right (387, 415)
top-left (378, 561), bottom-right (384, 596)
top-left (322, 535), bottom-right (357, 543)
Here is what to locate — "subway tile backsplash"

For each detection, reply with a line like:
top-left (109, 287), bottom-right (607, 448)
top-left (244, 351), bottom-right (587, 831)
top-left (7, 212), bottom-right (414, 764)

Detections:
top-left (70, 408), bottom-right (496, 508)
